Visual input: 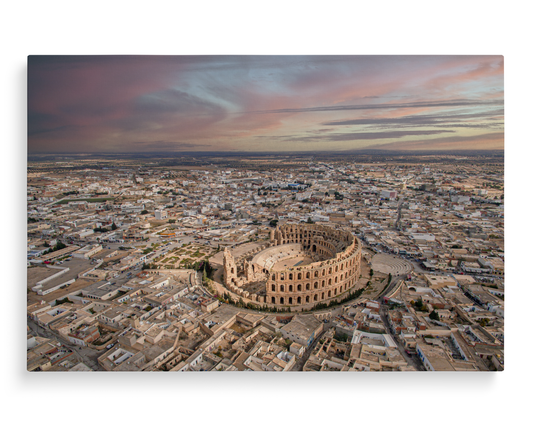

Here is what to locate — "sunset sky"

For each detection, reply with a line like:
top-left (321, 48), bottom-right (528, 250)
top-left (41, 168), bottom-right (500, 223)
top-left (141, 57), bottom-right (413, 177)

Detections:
top-left (28, 55), bottom-right (503, 154)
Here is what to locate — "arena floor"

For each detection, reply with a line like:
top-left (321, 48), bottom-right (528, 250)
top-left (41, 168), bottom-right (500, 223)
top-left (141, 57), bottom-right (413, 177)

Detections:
top-left (271, 255), bottom-right (314, 271)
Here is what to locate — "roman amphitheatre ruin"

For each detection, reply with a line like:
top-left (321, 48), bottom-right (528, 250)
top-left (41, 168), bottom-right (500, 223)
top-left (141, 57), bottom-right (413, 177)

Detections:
top-left (211, 223), bottom-right (364, 311)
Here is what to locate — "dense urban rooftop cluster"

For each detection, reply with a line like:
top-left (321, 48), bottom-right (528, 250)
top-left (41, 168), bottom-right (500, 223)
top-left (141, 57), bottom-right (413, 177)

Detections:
top-left (27, 156), bottom-right (504, 371)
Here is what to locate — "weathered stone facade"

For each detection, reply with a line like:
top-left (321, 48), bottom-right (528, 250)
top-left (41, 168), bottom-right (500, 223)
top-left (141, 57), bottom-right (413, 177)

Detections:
top-left (222, 224), bottom-right (362, 309)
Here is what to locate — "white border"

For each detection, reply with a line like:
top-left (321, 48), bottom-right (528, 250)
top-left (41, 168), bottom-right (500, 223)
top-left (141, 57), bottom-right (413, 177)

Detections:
top-left (3, 1), bottom-right (531, 425)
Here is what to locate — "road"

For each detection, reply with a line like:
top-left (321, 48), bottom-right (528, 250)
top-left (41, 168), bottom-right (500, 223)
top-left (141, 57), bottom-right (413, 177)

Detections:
top-left (377, 304), bottom-right (424, 371)
top-left (376, 273), bottom-right (424, 371)
top-left (291, 322), bottom-right (334, 371)
top-left (27, 318), bottom-right (105, 371)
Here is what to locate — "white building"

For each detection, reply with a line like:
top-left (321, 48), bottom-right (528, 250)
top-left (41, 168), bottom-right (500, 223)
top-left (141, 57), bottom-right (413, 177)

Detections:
top-left (155, 210), bottom-right (168, 220)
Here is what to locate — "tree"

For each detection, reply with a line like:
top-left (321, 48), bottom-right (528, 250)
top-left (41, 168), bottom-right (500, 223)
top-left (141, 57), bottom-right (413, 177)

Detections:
top-left (141, 210), bottom-right (148, 215)
top-left (429, 310), bottom-right (440, 321)
top-left (111, 222), bottom-right (118, 230)
top-left (269, 219), bottom-right (278, 227)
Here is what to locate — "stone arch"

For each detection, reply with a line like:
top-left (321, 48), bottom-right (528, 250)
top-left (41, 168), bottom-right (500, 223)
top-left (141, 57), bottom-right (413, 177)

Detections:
top-left (298, 272), bottom-right (302, 280)
top-left (306, 283), bottom-right (310, 290)
top-left (288, 297), bottom-right (293, 305)
top-left (271, 284), bottom-right (276, 292)
top-left (297, 296), bottom-right (301, 304)
top-left (289, 273), bottom-right (293, 280)
top-left (289, 285), bottom-right (293, 292)
top-left (306, 295), bottom-right (310, 303)
top-left (314, 282), bottom-right (318, 289)
top-left (280, 297), bottom-right (285, 304)
top-left (297, 284), bottom-right (302, 291)
top-left (280, 285), bottom-right (285, 292)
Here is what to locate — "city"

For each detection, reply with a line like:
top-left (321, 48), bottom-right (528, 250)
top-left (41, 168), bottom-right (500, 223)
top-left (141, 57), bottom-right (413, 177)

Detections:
top-left (26, 153), bottom-right (504, 371)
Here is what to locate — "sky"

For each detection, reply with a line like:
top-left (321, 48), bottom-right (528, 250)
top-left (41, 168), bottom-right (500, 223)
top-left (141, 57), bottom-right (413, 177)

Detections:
top-left (27, 55), bottom-right (504, 154)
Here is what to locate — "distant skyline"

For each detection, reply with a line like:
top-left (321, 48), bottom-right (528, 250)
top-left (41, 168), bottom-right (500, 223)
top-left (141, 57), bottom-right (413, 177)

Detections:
top-left (28, 55), bottom-right (503, 154)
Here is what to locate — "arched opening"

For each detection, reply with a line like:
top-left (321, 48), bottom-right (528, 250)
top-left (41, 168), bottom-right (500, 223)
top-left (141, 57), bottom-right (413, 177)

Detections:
top-left (322, 280), bottom-right (325, 288)
top-left (298, 273), bottom-right (302, 280)
top-left (328, 290), bottom-right (331, 297)
top-left (314, 294), bottom-right (318, 301)
top-left (314, 270), bottom-right (319, 278)
top-left (297, 296), bottom-right (301, 304)
top-left (297, 284), bottom-right (302, 291)
top-left (289, 273), bottom-right (293, 280)
top-left (272, 274), bottom-right (276, 281)
top-left (306, 283), bottom-right (310, 290)
top-left (314, 282), bottom-right (318, 289)
top-left (306, 272), bottom-right (310, 279)
top-left (271, 296), bottom-right (276, 303)
top-left (280, 297), bottom-right (285, 304)
top-left (328, 278), bottom-right (332, 286)
top-left (321, 292), bottom-right (325, 300)
top-left (288, 297), bottom-right (293, 305)
top-left (289, 285), bottom-right (293, 292)
top-left (271, 284), bottom-right (276, 292)
top-left (312, 244), bottom-right (317, 252)
top-left (280, 285), bottom-right (285, 292)
top-left (306, 296), bottom-right (310, 303)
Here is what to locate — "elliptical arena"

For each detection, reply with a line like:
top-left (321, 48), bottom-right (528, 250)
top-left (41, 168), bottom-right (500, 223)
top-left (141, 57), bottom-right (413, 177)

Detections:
top-left (219, 224), bottom-right (363, 311)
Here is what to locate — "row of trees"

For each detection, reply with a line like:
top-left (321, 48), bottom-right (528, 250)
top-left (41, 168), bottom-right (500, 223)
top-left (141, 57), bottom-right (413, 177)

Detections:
top-left (43, 241), bottom-right (66, 254)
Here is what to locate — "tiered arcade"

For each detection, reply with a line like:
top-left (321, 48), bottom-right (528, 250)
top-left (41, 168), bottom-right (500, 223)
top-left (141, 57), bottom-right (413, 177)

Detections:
top-left (222, 224), bottom-right (362, 309)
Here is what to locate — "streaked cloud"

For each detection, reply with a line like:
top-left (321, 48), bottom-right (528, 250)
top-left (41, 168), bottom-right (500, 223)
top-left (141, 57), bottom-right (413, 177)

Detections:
top-left (28, 55), bottom-right (504, 153)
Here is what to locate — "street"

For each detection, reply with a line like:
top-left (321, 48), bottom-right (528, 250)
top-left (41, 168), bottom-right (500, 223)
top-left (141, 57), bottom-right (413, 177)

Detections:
top-left (27, 318), bottom-right (105, 371)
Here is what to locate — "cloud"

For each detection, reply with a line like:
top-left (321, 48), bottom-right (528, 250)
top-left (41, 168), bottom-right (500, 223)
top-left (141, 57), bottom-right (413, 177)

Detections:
top-left (281, 129), bottom-right (455, 144)
top-left (247, 98), bottom-right (503, 115)
top-left (321, 108), bottom-right (504, 130)
top-left (364, 131), bottom-right (504, 151)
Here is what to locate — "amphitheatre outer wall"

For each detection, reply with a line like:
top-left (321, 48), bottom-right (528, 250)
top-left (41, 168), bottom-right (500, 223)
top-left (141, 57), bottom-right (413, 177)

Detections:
top-left (220, 224), bottom-right (363, 311)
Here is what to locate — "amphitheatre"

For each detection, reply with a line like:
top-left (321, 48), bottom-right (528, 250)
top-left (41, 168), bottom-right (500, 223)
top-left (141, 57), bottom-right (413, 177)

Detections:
top-left (370, 253), bottom-right (413, 276)
top-left (209, 223), bottom-right (364, 311)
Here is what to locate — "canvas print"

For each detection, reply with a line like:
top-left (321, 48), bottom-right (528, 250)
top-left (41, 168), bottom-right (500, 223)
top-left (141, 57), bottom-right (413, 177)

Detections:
top-left (27, 55), bottom-right (504, 372)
